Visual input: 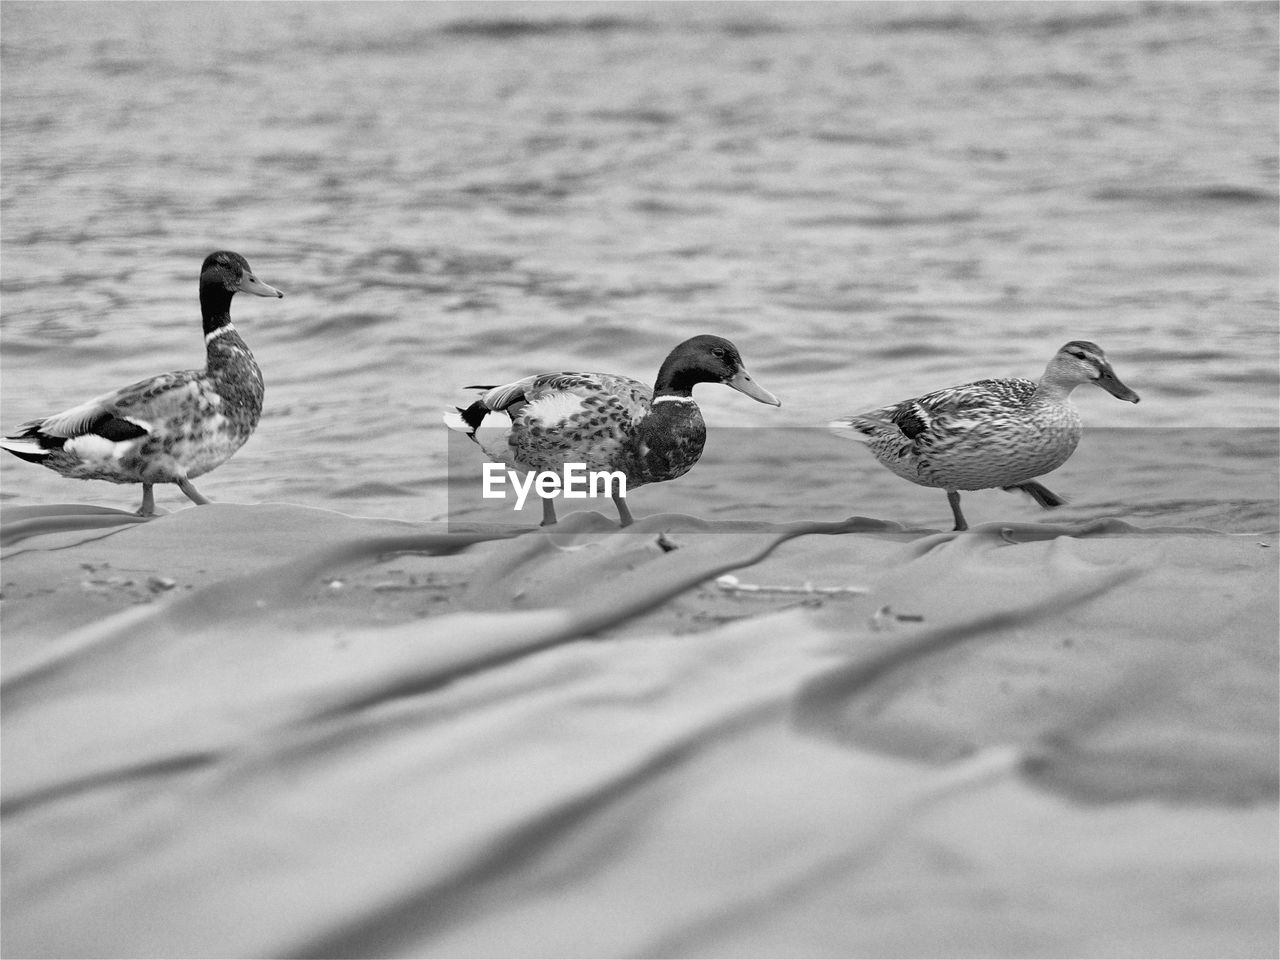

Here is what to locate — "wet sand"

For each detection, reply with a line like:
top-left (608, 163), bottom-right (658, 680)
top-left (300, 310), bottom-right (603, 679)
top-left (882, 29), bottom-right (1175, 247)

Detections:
top-left (2, 501), bottom-right (1276, 958)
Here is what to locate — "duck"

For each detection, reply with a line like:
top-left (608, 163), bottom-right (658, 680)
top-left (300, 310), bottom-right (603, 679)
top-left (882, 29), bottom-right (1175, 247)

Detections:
top-left (1, 251), bottom-right (284, 516)
top-left (444, 334), bottom-right (781, 526)
top-left (829, 340), bottom-right (1140, 531)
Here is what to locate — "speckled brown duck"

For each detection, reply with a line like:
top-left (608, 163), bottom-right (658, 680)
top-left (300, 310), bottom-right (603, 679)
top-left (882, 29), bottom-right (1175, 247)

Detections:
top-left (445, 334), bottom-right (781, 526)
top-left (830, 341), bottom-right (1140, 531)
top-left (1, 251), bottom-right (283, 516)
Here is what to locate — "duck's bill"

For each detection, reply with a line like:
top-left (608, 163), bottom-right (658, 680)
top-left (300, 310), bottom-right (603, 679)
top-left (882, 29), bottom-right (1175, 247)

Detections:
top-left (239, 274), bottom-right (285, 298)
top-left (725, 368), bottom-right (781, 406)
top-left (1096, 367), bottom-right (1140, 403)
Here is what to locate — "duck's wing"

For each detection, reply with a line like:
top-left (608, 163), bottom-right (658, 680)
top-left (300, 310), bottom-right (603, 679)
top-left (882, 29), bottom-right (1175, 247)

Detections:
top-left (8, 370), bottom-right (207, 446)
top-left (471, 375), bottom-right (536, 416)
top-left (451, 372), bottom-right (651, 428)
top-left (901, 377), bottom-right (1037, 437)
top-left (518, 373), bottom-right (651, 427)
top-left (833, 377), bottom-right (1037, 443)
top-left (444, 372), bottom-right (651, 467)
top-left (443, 374), bottom-right (596, 435)
top-left (511, 373), bottom-right (651, 472)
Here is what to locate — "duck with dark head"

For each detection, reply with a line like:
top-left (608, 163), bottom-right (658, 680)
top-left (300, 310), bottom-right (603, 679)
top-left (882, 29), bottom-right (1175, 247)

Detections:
top-left (446, 334), bottom-right (781, 527)
top-left (1, 251), bottom-right (284, 516)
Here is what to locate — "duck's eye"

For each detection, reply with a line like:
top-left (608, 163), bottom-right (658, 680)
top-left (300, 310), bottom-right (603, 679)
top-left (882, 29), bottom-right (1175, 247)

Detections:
top-left (1068, 350), bottom-right (1087, 360)
top-left (711, 347), bottom-right (726, 358)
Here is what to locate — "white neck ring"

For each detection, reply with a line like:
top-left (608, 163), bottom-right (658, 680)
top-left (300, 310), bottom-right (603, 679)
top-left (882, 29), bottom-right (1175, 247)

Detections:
top-left (205, 323), bottom-right (236, 346)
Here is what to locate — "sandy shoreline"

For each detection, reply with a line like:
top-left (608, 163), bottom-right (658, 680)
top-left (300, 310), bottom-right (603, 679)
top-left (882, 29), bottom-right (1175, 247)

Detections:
top-left (2, 500), bottom-right (1277, 957)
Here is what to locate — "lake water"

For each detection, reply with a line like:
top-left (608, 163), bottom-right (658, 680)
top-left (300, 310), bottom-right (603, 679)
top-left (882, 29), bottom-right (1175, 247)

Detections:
top-left (2, 1), bottom-right (1276, 531)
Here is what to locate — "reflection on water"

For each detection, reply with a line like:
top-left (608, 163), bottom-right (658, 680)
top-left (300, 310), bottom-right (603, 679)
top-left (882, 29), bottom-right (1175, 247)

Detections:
top-left (2, 1), bottom-right (1276, 523)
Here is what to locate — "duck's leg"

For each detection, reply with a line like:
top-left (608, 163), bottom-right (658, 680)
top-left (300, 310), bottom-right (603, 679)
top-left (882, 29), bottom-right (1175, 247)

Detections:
top-left (1002, 481), bottom-right (1067, 509)
top-left (613, 492), bottom-right (634, 528)
top-left (177, 477), bottom-right (210, 506)
top-left (135, 483), bottom-right (156, 517)
top-left (540, 496), bottom-right (558, 526)
top-left (946, 489), bottom-right (968, 531)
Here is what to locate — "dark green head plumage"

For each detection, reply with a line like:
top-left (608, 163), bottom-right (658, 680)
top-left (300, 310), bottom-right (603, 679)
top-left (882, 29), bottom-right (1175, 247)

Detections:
top-left (653, 335), bottom-right (780, 406)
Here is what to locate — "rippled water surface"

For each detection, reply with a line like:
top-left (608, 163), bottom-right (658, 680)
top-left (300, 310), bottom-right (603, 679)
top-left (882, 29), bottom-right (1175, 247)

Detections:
top-left (2, 1), bottom-right (1276, 528)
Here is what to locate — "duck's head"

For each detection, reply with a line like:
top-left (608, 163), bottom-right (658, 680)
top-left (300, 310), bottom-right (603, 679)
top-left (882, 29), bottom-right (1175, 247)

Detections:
top-left (1048, 340), bottom-right (1139, 402)
top-left (201, 251), bottom-right (284, 299)
top-left (656, 335), bottom-right (781, 406)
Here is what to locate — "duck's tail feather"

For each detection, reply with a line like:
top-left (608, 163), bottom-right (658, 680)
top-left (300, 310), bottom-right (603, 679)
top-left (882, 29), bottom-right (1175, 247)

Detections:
top-left (0, 435), bottom-right (52, 463)
top-left (442, 403), bottom-right (516, 463)
top-left (442, 401), bottom-right (489, 438)
top-left (458, 400), bottom-right (494, 435)
top-left (827, 414), bottom-right (894, 445)
top-left (444, 378), bottom-right (532, 437)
